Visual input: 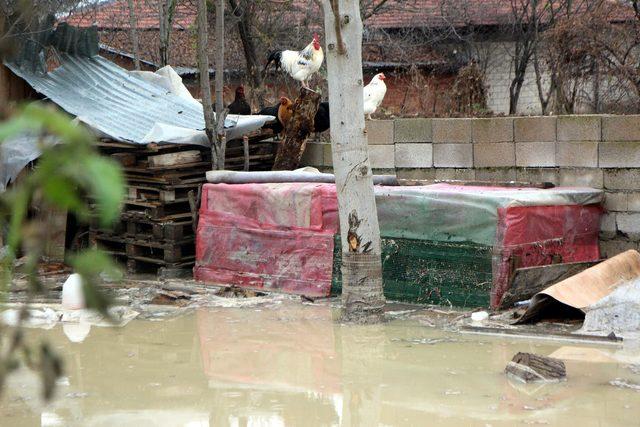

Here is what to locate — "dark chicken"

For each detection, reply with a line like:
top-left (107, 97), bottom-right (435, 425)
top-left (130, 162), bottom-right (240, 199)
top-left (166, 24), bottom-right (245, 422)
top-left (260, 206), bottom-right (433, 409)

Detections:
top-left (313, 102), bottom-right (330, 133)
top-left (227, 85), bottom-right (251, 115)
top-left (257, 97), bottom-right (294, 134)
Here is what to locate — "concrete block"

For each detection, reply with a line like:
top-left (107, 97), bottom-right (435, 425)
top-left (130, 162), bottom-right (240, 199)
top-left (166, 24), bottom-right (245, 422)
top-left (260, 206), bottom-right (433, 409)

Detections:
top-left (366, 120), bottom-right (395, 145)
top-left (604, 169), bottom-right (640, 190)
top-left (515, 142), bottom-right (556, 167)
top-left (475, 168), bottom-right (517, 182)
top-left (559, 168), bottom-right (603, 188)
top-left (394, 118), bottom-right (432, 143)
top-left (433, 143), bottom-right (473, 168)
top-left (474, 143), bottom-right (516, 167)
top-left (472, 118), bottom-right (513, 143)
top-left (616, 213), bottom-right (640, 240)
top-left (395, 143), bottom-right (433, 168)
top-left (396, 168), bottom-right (436, 181)
top-left (600, 213), bottom-right (617, 240)
top-left (599, 142), bottom-right (640, 168)
top-left (516, 167), bottom-right (560, 185)
top-left (600, 239), bottom-right (638, 259)
top-left (368, 145), bottom-right (395, 169)
top-left (372, 168), bottom-right (396, 176)
top-left (323, 143), bottom-right (333, 167)
top-left (556, 142), bottom-right (599, 167)
top-left (602, 115), bottom-right (640, 141)
top-left (300, 142), bottom-right (324, 167)
top-left (514, 116), bottom-right (556, 142)
top-left (627, 192), bottom-right (640, 211)
top-left (432, 118), bottom-right (472, 143)
top-left (435, 168), bottom-right (476, 181)
top-left (557, 115), bottom-right (601, 142)
top-left (605, 192), bottom-right (628, 212)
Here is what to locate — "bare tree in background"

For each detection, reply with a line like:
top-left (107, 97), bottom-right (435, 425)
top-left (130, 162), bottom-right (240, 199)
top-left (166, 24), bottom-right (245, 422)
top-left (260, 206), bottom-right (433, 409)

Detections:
top-left (196, 0), bottom-right (217, 165)
top-left (505, 0), bottom-right (541, 114)
top-left (126, 0), bottom-right (141, 69)
top-left (322, 0), bottom-right (385, 323)
top-left (227, 0), bottom-right (265, 108)
top-left (159, 0), bottom-right (176, 66)
top-left (214, 0), bottom-right (226, 169)
top-left (1, 0), bottom-right (85, 55)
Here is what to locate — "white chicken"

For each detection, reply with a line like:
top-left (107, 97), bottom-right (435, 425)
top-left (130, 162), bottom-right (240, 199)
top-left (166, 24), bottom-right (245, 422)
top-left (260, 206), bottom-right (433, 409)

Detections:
top-left (363, 73), bottom-right (387, 119)
top-left (264, 34), bottom-right (324, 89)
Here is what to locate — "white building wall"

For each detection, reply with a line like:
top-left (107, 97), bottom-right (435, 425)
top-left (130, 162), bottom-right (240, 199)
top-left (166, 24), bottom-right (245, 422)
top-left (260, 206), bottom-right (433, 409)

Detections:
top-left (476, 41), bottom-right (545, 115)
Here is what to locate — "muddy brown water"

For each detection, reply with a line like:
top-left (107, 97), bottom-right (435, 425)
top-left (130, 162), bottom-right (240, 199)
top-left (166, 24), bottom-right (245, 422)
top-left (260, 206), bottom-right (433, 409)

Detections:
top-left (1, 299), bottom-right (639, 426)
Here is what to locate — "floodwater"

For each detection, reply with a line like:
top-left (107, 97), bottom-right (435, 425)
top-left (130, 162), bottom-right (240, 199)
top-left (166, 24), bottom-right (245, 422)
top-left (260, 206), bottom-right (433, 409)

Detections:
top-left (1, 298), bottom-right (640, 427)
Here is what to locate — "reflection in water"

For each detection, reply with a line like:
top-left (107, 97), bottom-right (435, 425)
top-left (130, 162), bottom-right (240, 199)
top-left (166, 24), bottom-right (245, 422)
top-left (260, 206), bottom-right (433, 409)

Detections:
top-left (1, 299), bottom-right (639, 426)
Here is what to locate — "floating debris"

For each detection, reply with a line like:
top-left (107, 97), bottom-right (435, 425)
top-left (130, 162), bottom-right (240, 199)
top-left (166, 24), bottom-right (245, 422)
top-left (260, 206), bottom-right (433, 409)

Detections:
top-left (610, 378), bottom-right (640, 391)
top-left (215, 285), bottom-right (267, 298)
top-left (505, 352), bottom-right (566, 383)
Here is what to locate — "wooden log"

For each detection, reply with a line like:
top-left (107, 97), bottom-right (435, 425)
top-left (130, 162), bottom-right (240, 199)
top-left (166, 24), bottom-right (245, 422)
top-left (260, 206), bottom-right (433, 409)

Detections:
top-left (499, 261), bottom-right (598, 309)
top-left (505, 352), bottom-right (566, 383)
top-left (272, 87), bottom-right (321, 171)
top-left (243, 135), bottom-right (250, 171)
top-left (148, 150), bottom-right (202, 167)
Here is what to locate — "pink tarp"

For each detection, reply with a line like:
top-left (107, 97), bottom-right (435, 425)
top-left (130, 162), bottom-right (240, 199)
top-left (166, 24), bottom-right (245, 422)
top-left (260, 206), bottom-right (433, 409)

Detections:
top-left (195, 183), bottom-right (339, 296)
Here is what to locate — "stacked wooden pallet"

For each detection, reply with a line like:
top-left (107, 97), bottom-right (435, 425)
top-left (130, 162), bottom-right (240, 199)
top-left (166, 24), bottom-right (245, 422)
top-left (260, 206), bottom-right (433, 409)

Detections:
top-left (91, 133), bottom-right (278, 277)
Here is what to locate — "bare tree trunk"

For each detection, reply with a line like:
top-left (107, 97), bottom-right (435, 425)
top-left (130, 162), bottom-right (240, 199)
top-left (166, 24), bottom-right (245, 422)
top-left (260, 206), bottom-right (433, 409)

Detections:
top-left (196, 0), bottom-right (216, 156)
top-left (272, 87), bottom-right (321, 170)
top-left (126, 0), bottom-right (141, 70)
top-left (228, 0), bottom-right (266, 108)
top-left (214, 0), bottom-right (226, 170)
top-left (322, 0), bottom-right (385, 323)
top-left (159, 0), bottom-right (175, 67)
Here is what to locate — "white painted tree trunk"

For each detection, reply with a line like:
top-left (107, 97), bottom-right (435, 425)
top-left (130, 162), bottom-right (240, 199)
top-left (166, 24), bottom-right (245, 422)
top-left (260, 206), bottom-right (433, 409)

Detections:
top-left (322, 0), bottom-right (385, 323)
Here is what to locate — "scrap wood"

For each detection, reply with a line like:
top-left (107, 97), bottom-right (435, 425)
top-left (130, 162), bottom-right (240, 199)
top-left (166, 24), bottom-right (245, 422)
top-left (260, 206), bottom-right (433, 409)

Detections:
top-left (150, 290), bottom-right (192, 306)
top-left (499, 261), bottom-right (598, 309)
top-left (517, 250), bottom-right (640, 324)
top-left (505, 352), bottom-right (566, 383)
top-left (460, 325), bottom-right (622, 346)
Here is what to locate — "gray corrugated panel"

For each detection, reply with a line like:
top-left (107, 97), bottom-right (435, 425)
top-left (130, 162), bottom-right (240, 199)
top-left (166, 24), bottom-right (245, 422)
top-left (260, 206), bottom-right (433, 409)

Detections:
top-left (5, 55), bottom-right (273, 145)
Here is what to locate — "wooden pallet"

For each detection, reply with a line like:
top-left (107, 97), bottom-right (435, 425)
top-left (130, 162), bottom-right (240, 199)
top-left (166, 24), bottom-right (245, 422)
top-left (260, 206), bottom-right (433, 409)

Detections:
top-left (126, 258), bottom-right (195, 276)
top-left (122, 199), bottom-right (193, 221)
top-left (91, 233), bottom-right (195, 264)
top-left (127, 183), bottom-right (201, 203)
top-left (125, 218), bottom-right (193, 241)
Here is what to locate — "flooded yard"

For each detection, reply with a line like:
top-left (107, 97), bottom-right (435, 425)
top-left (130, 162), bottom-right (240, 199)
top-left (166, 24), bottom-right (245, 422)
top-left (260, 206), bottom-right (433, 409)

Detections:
top-left (1, 297), bottom-right (639, 426)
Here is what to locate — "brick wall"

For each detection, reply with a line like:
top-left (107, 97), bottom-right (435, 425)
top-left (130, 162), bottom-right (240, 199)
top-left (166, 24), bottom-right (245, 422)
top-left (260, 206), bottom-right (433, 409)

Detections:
top-left (301, 115), bottom-right (640, 258)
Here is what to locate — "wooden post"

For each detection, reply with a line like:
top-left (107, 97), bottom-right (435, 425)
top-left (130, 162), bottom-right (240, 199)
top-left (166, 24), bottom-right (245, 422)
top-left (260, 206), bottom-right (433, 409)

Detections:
top-left (322, 0), bottom-right (385, 323)
top-left (272, 87), bottom-right (321, 171)
top-left (243, 135), bottom-right (250, 171)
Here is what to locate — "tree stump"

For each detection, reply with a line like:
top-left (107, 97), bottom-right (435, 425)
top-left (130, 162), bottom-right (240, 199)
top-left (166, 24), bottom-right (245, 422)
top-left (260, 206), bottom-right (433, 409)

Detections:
top-left (272, 87), bottom-right (321, 171)
top-left (505, 352), bottom-right (566, 383)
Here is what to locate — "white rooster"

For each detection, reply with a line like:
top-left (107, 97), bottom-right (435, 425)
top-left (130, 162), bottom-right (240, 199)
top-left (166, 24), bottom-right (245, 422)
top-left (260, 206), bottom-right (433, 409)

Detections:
top-left (363, 73), bottom-right (387, 119)
top-left (264, 34), bottom-right (324, 89)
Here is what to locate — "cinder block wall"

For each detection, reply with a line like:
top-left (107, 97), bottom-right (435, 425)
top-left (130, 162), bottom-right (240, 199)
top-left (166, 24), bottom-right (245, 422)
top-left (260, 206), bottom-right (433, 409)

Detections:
top-left (301, 115), bottom-right (640, 258)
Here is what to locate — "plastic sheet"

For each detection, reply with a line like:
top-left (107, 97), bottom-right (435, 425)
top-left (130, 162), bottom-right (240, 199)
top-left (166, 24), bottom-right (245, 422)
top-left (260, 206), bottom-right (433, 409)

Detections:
top-left (0, 134), bottom-right (58, 191)
top-left (195, 183), bottom-right (603, 305)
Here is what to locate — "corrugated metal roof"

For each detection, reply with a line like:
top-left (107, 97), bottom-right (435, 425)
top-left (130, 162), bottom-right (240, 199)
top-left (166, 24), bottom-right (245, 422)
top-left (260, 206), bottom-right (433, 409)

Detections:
top-left (5, 54), bottom-right (272, 145)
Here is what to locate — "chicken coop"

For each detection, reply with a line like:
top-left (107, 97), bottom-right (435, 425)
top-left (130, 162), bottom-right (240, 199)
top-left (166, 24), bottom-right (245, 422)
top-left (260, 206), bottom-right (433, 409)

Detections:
top-left (194, 182), bottom-right (604, 308)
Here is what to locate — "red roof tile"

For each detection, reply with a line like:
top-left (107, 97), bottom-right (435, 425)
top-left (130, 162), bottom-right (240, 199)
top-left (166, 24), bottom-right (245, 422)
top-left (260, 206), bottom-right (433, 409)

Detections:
top-left (63, 0), bottom-right (197, 30)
